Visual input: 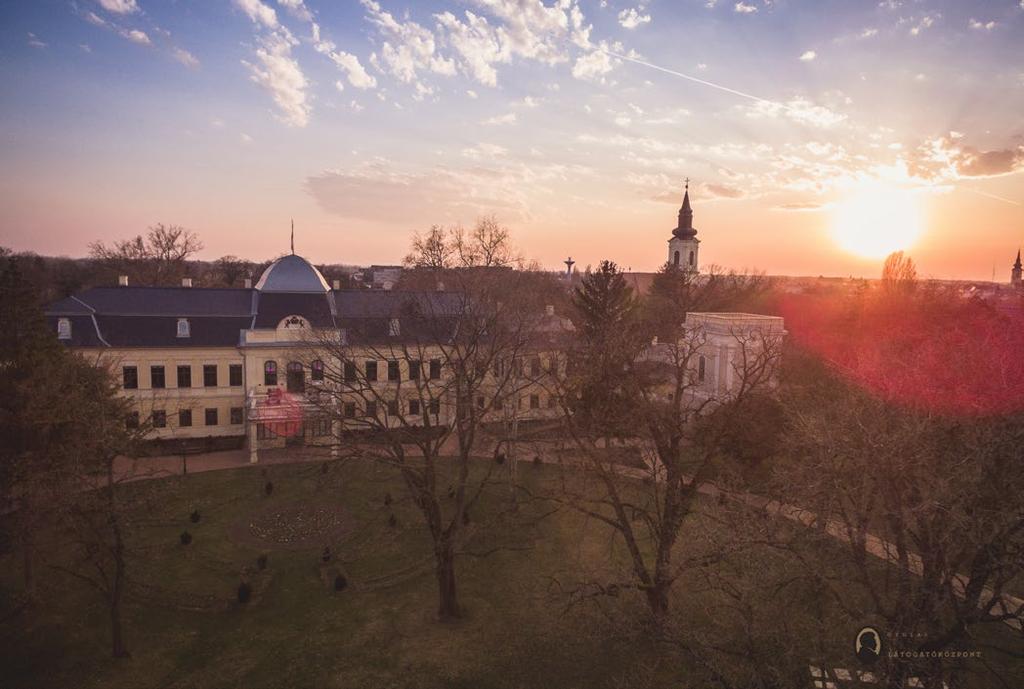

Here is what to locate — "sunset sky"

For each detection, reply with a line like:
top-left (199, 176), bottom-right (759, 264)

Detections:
top-left (1, 0), bottom-right (1022, 279)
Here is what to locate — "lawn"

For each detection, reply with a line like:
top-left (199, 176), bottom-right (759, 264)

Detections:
top-left (1, 457), bottom-right (1020, 689)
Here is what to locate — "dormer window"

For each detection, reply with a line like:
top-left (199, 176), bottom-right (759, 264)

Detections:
top-left (57, 318), bottom-right (71, 340)
top-left (388, 318), bottom-right (400, 337)
top-left (177, 318), bottom-right (191, 338)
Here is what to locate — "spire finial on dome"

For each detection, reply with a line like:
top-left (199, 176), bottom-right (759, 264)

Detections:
top-left (290, 219), bottom-right (295, 255)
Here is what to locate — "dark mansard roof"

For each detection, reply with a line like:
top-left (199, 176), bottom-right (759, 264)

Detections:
top-left (45, 257), bottom-right (467, 348)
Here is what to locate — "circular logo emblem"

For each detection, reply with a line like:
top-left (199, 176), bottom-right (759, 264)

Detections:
top-left (854, 626), bottom-right (883, 665)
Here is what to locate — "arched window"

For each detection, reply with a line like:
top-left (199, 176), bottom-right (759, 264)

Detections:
top-left (688, 250), bottom-right (695, 266)
top-left (673, 250), bottom-right (680, 266)
top-left (697, 355), bottom-right (706, 383)
top-left (177, 318), bottom-right (190, 338)
top-left (264, 360), bottom-right (278, 386)
top-left (57, 317), bottom-right (71, 340)
top-left (311, 359), bottom-right (324, 381)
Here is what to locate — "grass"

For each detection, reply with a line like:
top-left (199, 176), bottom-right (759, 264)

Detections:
top-left (1, 457), bottom-right (1021, 689)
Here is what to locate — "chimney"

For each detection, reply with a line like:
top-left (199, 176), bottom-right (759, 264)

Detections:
top-left (332, 279), bottom-right (341, 290)
top-left (118, 275), bottom-right (129, 287)
top-left (545, 304), bottom-right (555, 317)
top-left (182, 278), bottom-right (193, 288)
top-left (244, 277), bottom-right (253, 288)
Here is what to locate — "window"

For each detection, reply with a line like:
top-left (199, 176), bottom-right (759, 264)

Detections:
top-left (673, 250), bottom-right (680, 266)
top-left (179, 409), bottom-right (192, 427)
top-left (530, 357), bottom-right (542, 378)
top-left (344, 402), bottom-right (356, 418)
top-left (343, 361), bottom-right (357, 382)
top-left (388, 317), bottom-right (400, 337)
top-left (387, 399), bottom-right (399, 416)
top-left (387, 360), bottom-right (400, 382)
top-left (125, 411), bottom-right (139, 429)
top-left (57, 318), bottom-right (71, 339)
top-left (408, 359), bottom-right (421, 380)
top-left (151, 365), bottom-right (166, 389)
top-left (203, 364), bottom-right (218, 387)
top-left (429, 359), bottom-right (441, 380)
top-left (152, 410), bottom-right (166, 428)
top-left (230, 407), bottom-right (244, 425)
top-left (365, 401), bottom-right (377, 418)
top-left (429, 399), bottom-right (440, 415)
top-left (264, 360), bottom-right (277, 386)
top-left (229, 364), bottom-right (243, 386)
top-left (310, 418), bottom-right (331, 437)
top-left (365, 361), bottom-right (378, 382)
top-left (122, 366), bottom-right (138, 390)
top-left (530, 394), bottom-right (540, 410)
top-left (176, 318), bottom-right (190, 338)
top-left (697, 355), bottom-right (706, 383)
top-left (177, 365), bottom-right (192, 388)
top-left (547, 395), bottom-right (557, 409)
top-left (688, 250), bottom-right (695, 266)
top-left (408, 399), bottom-right (421, 415)
top-left (205, 408), bottom-right (218, 426)
top-left (311, 359), bottom-right (324, 382)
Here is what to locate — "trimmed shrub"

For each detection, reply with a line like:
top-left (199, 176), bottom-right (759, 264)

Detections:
top-left (179, 531), bottom-right (192, 546)
top-left (533, 455), bottom-right (542, 468)
top-left (264, 481), bottom-right (273, 496)
top-left (321, 462), bottom-right (329, 475)
top-left (237, 581), bottom-right (252, 604)
top-left (333, 574), bottom-right (347, 592)
top-left (189, 510), bottom-right (201, 523)
top-left (256, 554), bottom-right (268, 571)
top-left (383, 492), bottom-right (392, 506)
top-left (387, 514), bottom-right (397, 529)
top-left (495, 452), bottom-right (506, 465)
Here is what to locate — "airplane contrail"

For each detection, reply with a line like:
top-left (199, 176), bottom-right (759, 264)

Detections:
top-left (598, 47), bottom-right (780, 108)
top-left (964, 187), bottom-right (1021, 206)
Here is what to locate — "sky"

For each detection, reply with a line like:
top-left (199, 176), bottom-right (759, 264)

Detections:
top-left (1, 0), bottom-right (1022, 280)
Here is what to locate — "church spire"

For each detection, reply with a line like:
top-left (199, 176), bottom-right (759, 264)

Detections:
top-left (673, 178), bottom-right (697, 239)
top-left (1015, 249), bottom-right (1022, 270)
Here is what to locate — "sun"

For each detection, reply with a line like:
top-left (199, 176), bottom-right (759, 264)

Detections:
top-left (830, 187), bottom-right (925, 259)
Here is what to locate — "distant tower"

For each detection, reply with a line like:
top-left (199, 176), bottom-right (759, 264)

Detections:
top-left (668, 179), bottom-right (700, 272)
top-left (1012, 249), bottom-right (1022, 288)
top-left (564, 256), bottom-right (575, 280)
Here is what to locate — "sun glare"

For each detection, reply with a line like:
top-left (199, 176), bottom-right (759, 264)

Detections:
top-left (830, 187), bottom-right (925, 259)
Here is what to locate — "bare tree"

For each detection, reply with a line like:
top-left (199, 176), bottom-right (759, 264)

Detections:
top-left (299, 268), bottom-right (549, 620)
top-left (213, 255), bottom-right (254, 287)
top-left (89, 224), bottom-right (203, 286)
top-left (881, 250), bottom-right (918, 294)
top-left (403, 216), bottom-right (520, 272)
top-left (404, 225), bottom-right (455, 270)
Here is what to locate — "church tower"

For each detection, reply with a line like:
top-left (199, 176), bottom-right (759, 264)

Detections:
top-left (668, 180), bottom-right (700, 271)
top-left (1012, 249), bottom-right (1022, 288)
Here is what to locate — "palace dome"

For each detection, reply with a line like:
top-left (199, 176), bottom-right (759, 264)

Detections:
top-left (254, 254), bottom-right (331, 293)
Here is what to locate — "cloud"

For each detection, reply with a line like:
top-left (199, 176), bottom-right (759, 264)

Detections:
top-left (482, 112), bottom-right (517, 125)
top-left (734, 2), bottom-right (757, 13)
top-left (27, 32), bottom-right (46, 49)
top-left (242, 32), bottom-right (310, 127)
top-left (462, 142), bottom-right (508, 159)
top-left (434, 10), bottom-right (503, 86)
top-left (908, 13), bottom-right (939, 36)
top-left (277, 0), bottom-right (313, 22)
top-left (746, 98), bottom-right (847, 128)
top-left (618, 8), bottom-right (651, 29)
top-left (799, 50), bottom-right (816, 61)
top-left (97, 0), bottom-right (139, 14)
top-left (702, 182), bottom-right (744, 199)
top-left (774, 201), bottom-right (827, 211)
top-left (315, 40), bottom-right (377, 89)
top-left (121, 28), bottom-right (151, 45)
top-left (240, 132), bottom-right (254, 144)
top-left (859, 28), bottom-right (878, 39)
top-left (305, 161), bottom-right (531, 225)
top-left (234, 0), bottom-right (278, 30)
top-left (907, 135), bottom-right (1024, 180)
top-left (361, 0), bottom-right (454, 85)
top-left (172, 47), bottom-right (200, 68)
top-left (573, 40), bottom-right (626, 81)
top-left (968, 18), bottom-right (996, 31)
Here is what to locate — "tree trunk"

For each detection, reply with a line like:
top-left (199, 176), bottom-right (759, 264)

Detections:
top-left (435, 545), bottom-right (461, 621)
top-left (21, 533), bottom-right (35, 601)
top-left (110, 594), bottom-right (129, 658)
top-left (645, 580), bottom-right (670, 620)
